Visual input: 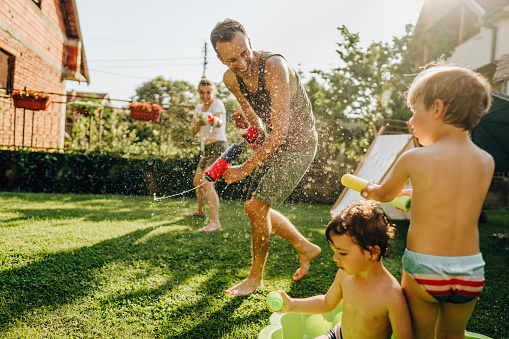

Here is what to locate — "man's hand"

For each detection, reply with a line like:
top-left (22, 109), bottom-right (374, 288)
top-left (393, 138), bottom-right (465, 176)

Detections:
top-left (222, 166), bottom-right (250, 184)
top-left (247, 132), bottom-right (265, 151)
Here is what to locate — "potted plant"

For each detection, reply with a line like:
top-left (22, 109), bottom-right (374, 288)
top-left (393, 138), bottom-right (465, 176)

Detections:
top-left (68, 100), bottom-right (101, 115)
top-left (233, 109), bottom-right (249, 128)
top-left (11, 89), bottom-right (50, 111)
top-left (128, 101), bottom-right (163, 121)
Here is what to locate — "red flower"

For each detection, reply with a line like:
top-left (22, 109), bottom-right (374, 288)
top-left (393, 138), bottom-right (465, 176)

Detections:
top-left (128, 101), bottom-right (163, 112)
top-left (11, 89), bottom-right (49, 100)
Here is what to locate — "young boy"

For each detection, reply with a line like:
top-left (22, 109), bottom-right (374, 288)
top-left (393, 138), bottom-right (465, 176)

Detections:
top-left (362, 64), bottom-right (494, 339)
top-left (269, 200), bottom-right (412, 339)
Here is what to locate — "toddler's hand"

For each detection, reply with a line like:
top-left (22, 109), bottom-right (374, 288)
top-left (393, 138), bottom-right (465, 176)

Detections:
top-left (398, 189), bottom-right (413, 197)
top-left (266, 290), bottom-right (292, 313)
top-left (394, 189), bottom-right (413, 212)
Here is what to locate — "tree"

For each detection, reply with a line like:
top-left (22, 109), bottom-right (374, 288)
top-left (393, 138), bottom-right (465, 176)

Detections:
top-left (299, 23), bottom-right (457, 203)
top-left (133, 76), bottom-right (197, 106)
top-left (300, 25), bottom-right (421, 202)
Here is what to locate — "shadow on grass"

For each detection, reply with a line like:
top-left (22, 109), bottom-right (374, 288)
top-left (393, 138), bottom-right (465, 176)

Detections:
top-left (0, 216), bottom-right (265, 337)
top-left (0, 227), bottom-right (158, 329)
top-left (2, 192), bottom-right (506, 338)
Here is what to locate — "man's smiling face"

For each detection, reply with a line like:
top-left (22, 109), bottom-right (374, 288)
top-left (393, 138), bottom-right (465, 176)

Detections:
top-left (216, 31), bottom-right (255, 79)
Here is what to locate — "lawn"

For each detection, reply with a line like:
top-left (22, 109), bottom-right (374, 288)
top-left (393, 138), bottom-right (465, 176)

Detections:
top-left (0, 192), bottom-right (507, 338)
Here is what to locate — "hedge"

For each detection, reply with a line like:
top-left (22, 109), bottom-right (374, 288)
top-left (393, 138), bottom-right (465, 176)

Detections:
top-left (0, 150), bottom-right (339, 204)
top-left (0, 150), bottom-right (199, 197)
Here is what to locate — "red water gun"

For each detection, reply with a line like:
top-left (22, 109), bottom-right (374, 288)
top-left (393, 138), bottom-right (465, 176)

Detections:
top-left (204, 126), bottom-right (259, 182)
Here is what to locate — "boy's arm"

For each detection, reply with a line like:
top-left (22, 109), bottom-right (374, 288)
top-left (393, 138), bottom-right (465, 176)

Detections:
top-left (274, 269), bottom-right (343, 314)
top-left (361, 149), bottom-right (414, 202)
top-left (386, 289), bottom-right (412, 339)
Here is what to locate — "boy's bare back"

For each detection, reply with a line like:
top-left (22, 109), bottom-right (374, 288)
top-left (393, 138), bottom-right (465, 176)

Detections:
top-left (398, 132), bottom-right (494, 256)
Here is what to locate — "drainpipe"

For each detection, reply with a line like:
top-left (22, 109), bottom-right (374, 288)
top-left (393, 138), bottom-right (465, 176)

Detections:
top-left (479, 15), bottom-right (497, 65)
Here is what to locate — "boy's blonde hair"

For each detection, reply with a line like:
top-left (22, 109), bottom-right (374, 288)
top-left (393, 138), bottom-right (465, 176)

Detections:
top-left (406, 63), bottom-right (492, 131)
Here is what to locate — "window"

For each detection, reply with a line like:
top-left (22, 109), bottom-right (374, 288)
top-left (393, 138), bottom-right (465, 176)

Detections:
top-left (0, 49), bottom-right (14, 93)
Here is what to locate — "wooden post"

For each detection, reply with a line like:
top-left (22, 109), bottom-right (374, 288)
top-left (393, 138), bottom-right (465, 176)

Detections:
top-left (89, 114), bottom-right (93, 148)
top-left (97, 107), bottom-right (103, 147)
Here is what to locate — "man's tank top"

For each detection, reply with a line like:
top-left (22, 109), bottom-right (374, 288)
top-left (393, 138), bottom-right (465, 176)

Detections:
top-left (235, 52), bottom-right (317, 153)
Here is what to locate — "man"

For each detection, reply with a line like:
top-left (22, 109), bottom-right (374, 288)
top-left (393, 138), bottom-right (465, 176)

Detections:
top-left (210, 19), bottom-right (321, 296)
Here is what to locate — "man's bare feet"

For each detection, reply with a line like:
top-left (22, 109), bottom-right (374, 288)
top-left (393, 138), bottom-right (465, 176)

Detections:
top-left (293, 244), bottom-right (322, 281)
top-left (198, 221), bottom-right (222, 232)
top-left (225, 276), bottom-right (263, 296)
top-left (186, 210), bottom-right (206, 217)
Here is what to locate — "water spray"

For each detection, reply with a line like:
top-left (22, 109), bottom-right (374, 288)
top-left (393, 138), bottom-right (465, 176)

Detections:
top-left (153, 182), bottom-right (207, 201)
top-left (153, 126), bottom-right (259, 201)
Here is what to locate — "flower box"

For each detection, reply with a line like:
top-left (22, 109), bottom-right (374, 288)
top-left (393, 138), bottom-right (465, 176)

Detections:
top-left (130, 109), bottom-right (161, 122)
top-left (11, 89), bottom-right (50, 111)
top-left (13, 97), bottom-right (50, 111)
top-left (128, 101), bottom-right (163, 122)
top-left (233, 110), bottom-right (249, 128)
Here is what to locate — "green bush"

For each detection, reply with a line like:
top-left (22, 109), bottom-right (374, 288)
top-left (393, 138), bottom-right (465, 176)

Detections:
top-left (0, 149), bottom-right (343, 204)
top-left (0, 150), bottom-right (199, 197)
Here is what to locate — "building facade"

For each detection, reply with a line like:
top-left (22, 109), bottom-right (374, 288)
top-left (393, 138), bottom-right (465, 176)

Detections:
top-left (415, 0), bottom-right (509, 95)
top-left (0, 0), bottom-right (88, 149)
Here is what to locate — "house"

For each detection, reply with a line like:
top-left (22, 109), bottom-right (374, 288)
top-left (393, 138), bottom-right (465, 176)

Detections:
top-left (414, 0), bottom-right (509, 95)
top-left (0, 0), bottom-right (89, 149)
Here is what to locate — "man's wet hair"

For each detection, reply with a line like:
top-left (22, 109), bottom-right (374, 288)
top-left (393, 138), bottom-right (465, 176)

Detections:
top-left (210, 18), bottom-right (248, 54)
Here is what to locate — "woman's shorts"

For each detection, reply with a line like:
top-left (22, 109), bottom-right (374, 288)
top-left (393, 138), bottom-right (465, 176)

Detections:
top-left (197, 141), bottom-right (228, 170)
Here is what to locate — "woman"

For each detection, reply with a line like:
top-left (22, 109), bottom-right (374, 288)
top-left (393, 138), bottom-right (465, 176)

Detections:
top-left (187, 77), bottom-right (227, 232)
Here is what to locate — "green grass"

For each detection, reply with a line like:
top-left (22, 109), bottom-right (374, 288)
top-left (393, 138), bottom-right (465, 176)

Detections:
top-left (0, 192), bottom-right (507, 338)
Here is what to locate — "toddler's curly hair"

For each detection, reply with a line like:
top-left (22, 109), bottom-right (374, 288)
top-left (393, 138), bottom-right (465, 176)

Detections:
top-left (326, 200), bottom-right (395, 261)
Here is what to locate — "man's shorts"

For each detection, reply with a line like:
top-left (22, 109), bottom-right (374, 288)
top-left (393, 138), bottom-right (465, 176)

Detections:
top-left (246, 145), bottom-right (316, 206)
top-left (402, 248), bottom-right (485, 304)
top-left (197, 141), bottom-right (228, 170)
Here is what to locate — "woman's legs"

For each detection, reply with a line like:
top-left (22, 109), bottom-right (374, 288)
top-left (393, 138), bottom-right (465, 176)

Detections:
top-left (186, 167), bottom-right (207, 217)
top-left (198, 180), bottom-right (222, 232)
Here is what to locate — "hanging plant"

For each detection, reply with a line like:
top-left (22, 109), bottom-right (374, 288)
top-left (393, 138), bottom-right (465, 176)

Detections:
top-left (11, 89), bottom-right (50, 111)
top-left (233, 109), bottom-right (249, 128)
top-left (128, 101), bottom-right (163, 121)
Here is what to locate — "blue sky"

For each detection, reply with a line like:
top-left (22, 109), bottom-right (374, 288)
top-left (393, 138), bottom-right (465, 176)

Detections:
top-left (67, 0), bottom-right (426, 104)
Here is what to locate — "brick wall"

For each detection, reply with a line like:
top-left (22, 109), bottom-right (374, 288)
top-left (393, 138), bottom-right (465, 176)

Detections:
top-left (0, 0), bottom-right (76, 149)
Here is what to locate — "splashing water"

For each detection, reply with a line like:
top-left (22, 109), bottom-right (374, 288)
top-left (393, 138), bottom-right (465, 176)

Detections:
top-left (153, 182), bottom-right (207, 201)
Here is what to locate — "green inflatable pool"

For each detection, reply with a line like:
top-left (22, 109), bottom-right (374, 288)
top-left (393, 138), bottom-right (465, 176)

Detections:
top-left (258, 301), bottom-right (492, 339)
